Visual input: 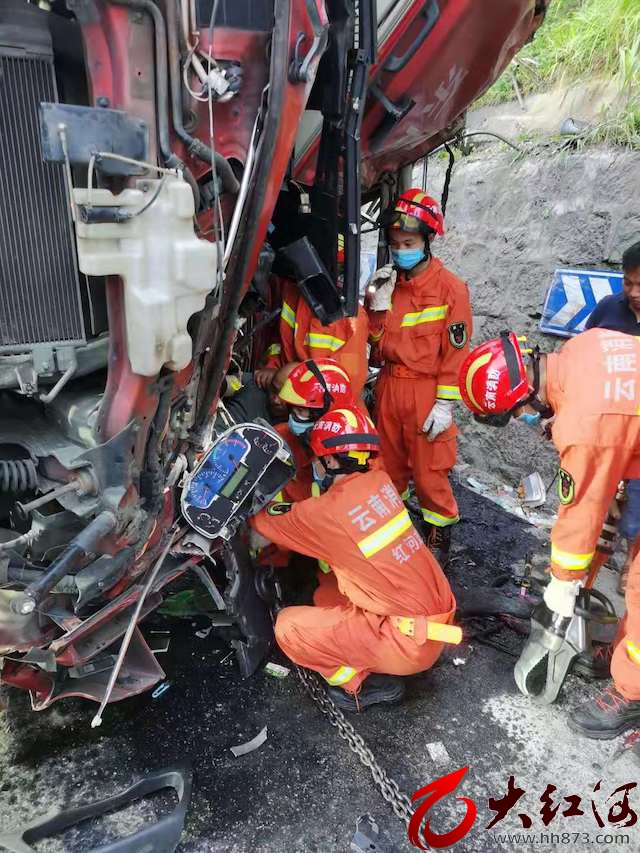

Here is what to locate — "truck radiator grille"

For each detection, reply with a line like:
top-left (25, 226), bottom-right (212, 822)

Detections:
top-left (0, 51), bottom-right (84, 350)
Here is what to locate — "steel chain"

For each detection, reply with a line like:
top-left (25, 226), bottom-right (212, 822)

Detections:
top-left (296, 666), bottom-right (415, 825)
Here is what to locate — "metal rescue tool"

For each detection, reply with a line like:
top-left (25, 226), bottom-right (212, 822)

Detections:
top-left (514, 587), bottom-right (618, 704)
top-left (514, 512), bottom-right (620, 704)
top-left (181, 422), bottom-right (294, 540)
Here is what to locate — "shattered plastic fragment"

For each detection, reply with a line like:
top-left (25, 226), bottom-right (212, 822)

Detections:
top-left (230, 726), bottom-right (268, 757)
top-left (264, 662), bottom-right (290, 678)
top-left (453, 657), bottom-right (467, 666)
top-left (152, 681), bottom-right (172, 699)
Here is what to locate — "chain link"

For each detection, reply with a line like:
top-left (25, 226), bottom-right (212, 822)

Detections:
top-left (296, 666), bottom-right (416, 826)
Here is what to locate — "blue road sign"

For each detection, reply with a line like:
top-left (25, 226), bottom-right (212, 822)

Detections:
top-left (540, 268), bottom-right (624, 338)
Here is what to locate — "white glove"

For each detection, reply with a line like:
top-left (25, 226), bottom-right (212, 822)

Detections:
top-left (422, 400), bottom-right (453, 441)
top-left (543, 576), bottom-right (582, 618)
top-left (367, 265), bottom-right (397, 311)
top-left (249, 528), bottom-right (271, 552)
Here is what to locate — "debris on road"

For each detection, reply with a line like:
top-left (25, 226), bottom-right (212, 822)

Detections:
top-left (350, 814), bottom-right (393, 853)
top-left (0, 765), bottom-right (192, 853)
top-left (518, 471), bottom-right (546, 507)
top-left (230, 726), bottom-right (268, 757)
top-left (426, 741), bottom-right (451, 767)
top-left (264, 662), bottom-right (290, 678)
top-left (152, 681), bottom-right (172, 700)
top-left (466, 475), bottom-right (553, 528)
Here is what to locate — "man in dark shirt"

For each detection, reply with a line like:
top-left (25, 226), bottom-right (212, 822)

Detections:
top-left (585, 241), bottom-right (640, 593)
top-left (586, 241), bottom-right (640, 334)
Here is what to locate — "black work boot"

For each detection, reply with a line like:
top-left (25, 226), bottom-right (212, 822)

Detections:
top-left (423, 523), bottom-right (452, 569)
top-left (328, 674), bottom-right (405, 713)
top-left (568, 684), bottom-right (640, 739)
top-left (573, 642), bottom-right (613, 681)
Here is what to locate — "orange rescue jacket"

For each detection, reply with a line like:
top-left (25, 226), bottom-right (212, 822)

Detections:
top-left (368, 257), bottom-right (472, 401)
top-left (547, 328), bottom-right (640, 580)
top-left (251, 469), bottom-right (455, 617)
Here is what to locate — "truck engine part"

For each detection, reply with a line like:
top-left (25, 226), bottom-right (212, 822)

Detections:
top-left (0, 763), bottom-right (192, 853)
top-left (91, 531), bottom-right (180, 728)
top-left (0, 0), bottom-right (84, 353)
top-left (74, 175), bottom-right (218, 376)
top-left (10, 510), bottom-right (117, 616)
top-left (0, 459), bottom-right (38, 493)
top-left (39, 103), bottom-right (150, 175)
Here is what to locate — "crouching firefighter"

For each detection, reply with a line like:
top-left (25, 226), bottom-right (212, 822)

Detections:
top-left (249, 405), bottom-right (458, 712)
top-left (367, 189), bottom-right (472, 565)
top-left (459, 328), bottom-right (640, 738)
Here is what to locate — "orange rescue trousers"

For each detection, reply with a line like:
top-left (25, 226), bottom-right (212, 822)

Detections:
top-left (279, 571), bottom-right (455, 693)
top-left (376, 369), bottom-right (459, 527)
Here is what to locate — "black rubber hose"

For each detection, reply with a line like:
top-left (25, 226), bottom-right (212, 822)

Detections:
top-left (110, 0), bottom-right (200, 209)
top-left (161, 0), bottom-right (240, 194)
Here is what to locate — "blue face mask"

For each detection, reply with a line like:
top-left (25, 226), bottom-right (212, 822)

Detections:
top-left (288, 413), bottom-right (313, 436)
top-left (391, 248), bottom-right (426, 270)
top-left (312, 460), bottom-right (332, 492)
top-left (517, 411), bottom-right (541, 428)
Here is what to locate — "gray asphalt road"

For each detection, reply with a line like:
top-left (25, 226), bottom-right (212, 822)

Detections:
top-left (1, 486), bottom-right (638, 853)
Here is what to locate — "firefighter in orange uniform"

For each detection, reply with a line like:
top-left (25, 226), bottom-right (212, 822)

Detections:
top-left (275, 358), bottom-right (355, 501)
top-left (459, 328), bottom-right (640, 738)
top-left (250, 405), bottom-right (458, 712)
top-left (367, 189), bottom-right (472, 563)
top-left (256, 237), bottom-right (369, 399)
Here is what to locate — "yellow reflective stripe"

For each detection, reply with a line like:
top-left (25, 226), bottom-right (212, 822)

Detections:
top-left (436, 384), bottom-right (461, 401)
top-left (281, 301), bottom-right (296, 329)
top-left (266, 343), bottom-right (281, 357)
top-left (401, 487), bottom-right (411, 501)
top-left (326, 665), bottom-right (357, 686)
top-left (358, 509), bottom-right (412, 558)
top-left (627, 640), bottom-right (640, 665)
top-left (550, 544), bottom-right (594, 571)
top-left (304, 332), bottom-right (346, 352)
top-left (369, 329), bottom-right (384, 343)
top-left (272, 491), bottom-right (284, 502)
top-left (401, 305), bottom-right (448, 327)
top-left (421, 509), bottom-right (459, 527)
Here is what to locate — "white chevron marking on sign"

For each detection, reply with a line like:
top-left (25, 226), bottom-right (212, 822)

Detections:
top-left (547, 274), bottom-right (586, 327)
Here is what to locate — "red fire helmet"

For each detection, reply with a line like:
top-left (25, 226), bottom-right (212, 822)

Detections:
top-left (459, 332), bottom-right (531, 416)
top-left (278, 359), bottom-right (353, 411)
top-left (382, 188), bottom-right (445, 237)
top-left (309, 406), bottom-right (380, 458)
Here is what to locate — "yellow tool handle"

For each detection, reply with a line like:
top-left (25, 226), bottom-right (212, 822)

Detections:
top-left (426, 621), bottom-right (462, 645)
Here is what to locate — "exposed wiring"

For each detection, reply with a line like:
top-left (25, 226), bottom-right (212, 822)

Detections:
top-left (207, 0), bottom-right (225, 300)
top-left (127, 178), bottom-right (167, 218)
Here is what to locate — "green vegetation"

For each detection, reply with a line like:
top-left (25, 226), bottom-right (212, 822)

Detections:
top-left (479, 0), bottom-right (640, 146)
